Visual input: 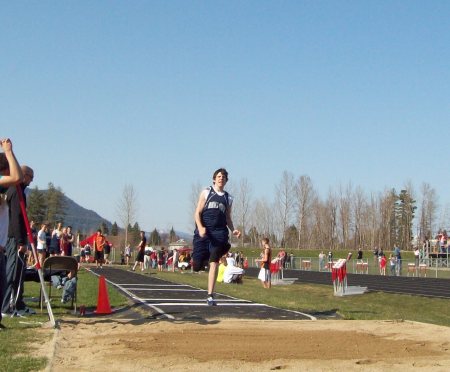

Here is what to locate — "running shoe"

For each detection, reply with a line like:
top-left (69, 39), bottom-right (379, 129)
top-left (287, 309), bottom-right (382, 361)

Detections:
top-left (206, 295), bottom-right (217, 306)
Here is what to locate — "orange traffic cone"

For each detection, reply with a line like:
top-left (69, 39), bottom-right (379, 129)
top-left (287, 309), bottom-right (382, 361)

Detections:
top-left (95, 275), bottom-right (112, 314)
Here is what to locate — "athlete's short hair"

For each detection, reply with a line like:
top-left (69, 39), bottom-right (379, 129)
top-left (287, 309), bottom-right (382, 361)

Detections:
top-left (212, 168), bottom-right (228, 182)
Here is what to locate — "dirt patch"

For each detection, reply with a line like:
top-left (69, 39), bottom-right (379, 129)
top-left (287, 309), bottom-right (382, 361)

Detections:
top-left (36, 319), bottom-right (450, 371)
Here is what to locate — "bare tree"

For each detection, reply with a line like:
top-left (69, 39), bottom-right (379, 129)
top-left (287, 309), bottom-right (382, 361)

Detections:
top-left (438, 203), bottom-right (450, 235)
top-left (294, 175), bottom-right (316, 249)
top-left (274, 171), bottom-right (295, 247)
top-left (352, 186), bottom-right (366, 250)
top-left (310, 191), bottom-right (337, 250)
top-left (379, 188), bottom-right (397, 251)
top-left (366, 193), bottom-right (380, 250)
top-left (252, 197), bottom-right (275, 243)
top-left (189, 181), bottom-right (203, 230)
top-left (419, 182), bottom-right (437, 240)
top-left (337, 183), bottom-right (352, 249)
top-left (116, 184), bottom-right (138, 247)
top-left (233, 178), bottom-right (252, 247)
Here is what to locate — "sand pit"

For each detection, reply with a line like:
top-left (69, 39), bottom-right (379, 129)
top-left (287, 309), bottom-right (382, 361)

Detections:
top-left (34, 318), bottom-right (450, 371)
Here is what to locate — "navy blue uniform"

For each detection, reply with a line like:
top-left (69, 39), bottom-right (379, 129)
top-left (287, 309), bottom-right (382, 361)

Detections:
top-left (192, 187), bottom-right (231, 271)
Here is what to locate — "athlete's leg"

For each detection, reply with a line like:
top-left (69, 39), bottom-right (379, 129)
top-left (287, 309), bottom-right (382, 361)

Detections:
top-left (192, 234), bottom-right (210, 272)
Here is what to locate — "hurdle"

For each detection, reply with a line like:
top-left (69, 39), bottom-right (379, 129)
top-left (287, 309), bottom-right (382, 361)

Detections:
top-left (407, 263), bottom-right (416, 277)
top-left (332, 259), bottom-right (367, 296)
top-left (271, 259), bottom-right (296, 285)
top-left (419, 263), bottom-right (427, 277)
top-left (301, 259), bottom-right (311, 271)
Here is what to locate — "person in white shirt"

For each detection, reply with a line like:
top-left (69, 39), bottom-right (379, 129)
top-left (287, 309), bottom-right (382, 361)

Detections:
top-left (36, 222), bottom-right (48, 268)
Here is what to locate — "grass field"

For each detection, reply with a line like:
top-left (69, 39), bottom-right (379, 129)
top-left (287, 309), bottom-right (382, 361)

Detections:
top-left (0, 269), bottom-right (128, 372)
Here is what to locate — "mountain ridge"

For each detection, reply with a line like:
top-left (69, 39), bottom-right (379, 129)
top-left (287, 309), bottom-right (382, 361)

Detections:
top-left (62, 195), bottom-right (191, 240)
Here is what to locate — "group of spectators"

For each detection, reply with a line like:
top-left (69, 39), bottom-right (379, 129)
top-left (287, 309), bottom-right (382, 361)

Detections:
top-left (79, 230), bottom-right (111, 268)
top-left (30, 222), bottom-right (75, 268)
top-left (127, 243), bottom-right (193, 272)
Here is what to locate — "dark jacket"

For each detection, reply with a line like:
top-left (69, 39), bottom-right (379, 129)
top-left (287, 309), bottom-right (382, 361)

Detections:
top-left (7, 183), bottom-right (27, 245)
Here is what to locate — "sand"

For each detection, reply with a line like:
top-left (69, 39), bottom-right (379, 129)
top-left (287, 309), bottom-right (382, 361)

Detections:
top-left (33, 318), bottom-right (450, 371)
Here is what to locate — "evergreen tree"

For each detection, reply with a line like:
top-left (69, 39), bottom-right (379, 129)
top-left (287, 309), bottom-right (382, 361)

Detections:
top-left (131, 222), bottom-right (141, 243)
top-left (284, 225), bottom-right (298, 249)
top-left (27, 186), bottom-right (46, 224)
top-left (396, 189), bottom-right (416, 251)
top-left (111, 222), bottom-right (119, 236)
top-left (99, 222), bottom-right (109, 235)
top-left (45, 182), bottom-right (66, 226)
top-left (149, 228), bottom-right (161, 246)
top-left (388, 188), bottom-right (398, 250)
top-left (169, 226), bottom-right (178, 243)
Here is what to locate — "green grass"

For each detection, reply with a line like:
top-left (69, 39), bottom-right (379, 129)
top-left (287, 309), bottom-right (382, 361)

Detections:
top-left (0, 321), bottom-right (47, 372)
top-left (0, 268), bottom-right (128, 372)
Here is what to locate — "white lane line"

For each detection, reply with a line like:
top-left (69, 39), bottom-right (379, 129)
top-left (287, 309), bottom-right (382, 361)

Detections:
top-left (88, 269), bottom-right (316, 320)
top-left (149, 302), bottom-right (269, 307)
top-left (140, 299), bottom-right (252, 303)
top-left (87, 270), bottom-right (175, 320)
top-left (120, 284), bottom-right (192, 287)
top-left (126, 288), bottom-right (204, 292)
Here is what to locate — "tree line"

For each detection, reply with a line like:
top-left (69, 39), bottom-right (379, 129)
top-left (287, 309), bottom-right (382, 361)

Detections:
top-left (27, 176), bottom-right (443, 253)
top-left (229, 171), bottom-right (442, 252)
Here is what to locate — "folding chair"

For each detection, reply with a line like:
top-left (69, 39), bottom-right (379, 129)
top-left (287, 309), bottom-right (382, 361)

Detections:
top-left (40, 256), bottom-right (79, 312)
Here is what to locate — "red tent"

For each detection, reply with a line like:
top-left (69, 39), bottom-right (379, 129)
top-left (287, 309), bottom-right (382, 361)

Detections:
top-left (79, 233), bottom-right (111, 247)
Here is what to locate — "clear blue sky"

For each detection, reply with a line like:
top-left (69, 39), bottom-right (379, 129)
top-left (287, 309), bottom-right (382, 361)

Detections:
top-left (1, 1), bottom-right (449, 233)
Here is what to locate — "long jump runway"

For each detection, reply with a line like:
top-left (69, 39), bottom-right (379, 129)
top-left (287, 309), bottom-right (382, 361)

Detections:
top-left (88, 267), bottom-right (316, 321)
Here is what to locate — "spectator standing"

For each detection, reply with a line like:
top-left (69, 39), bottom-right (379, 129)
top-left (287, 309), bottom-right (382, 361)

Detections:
top-left (357, 248), bottom-right (363, 260)
top-left (0, 138), bottom-right (23, 329)
top-left (84, 243), bottom-right (92, 263)
top-left (131, 231), bottom-right (146, 271)
top-left (379, 254), bottom-right (387, 275)
top-left (60, 226), bottom-right (70, 256)
top-left (393, 245), bottom-right (402, 276)
top-left (36, 222), bottom-right (48, 268)
top-left (277, 249), bottom-right (286, 268)
top-left (157, 247), bottom-right (165, 271)
top-left (93, 229), bottom-right (105, 269)
top-left (414, 246), bottom-right (420, 267)
top-left (2, 165), bottom-right (35, 317)
top-left (104, 241), bottom-right (111, 264)
top-left (318, 251), bottom-right (325, 271)
top-left (172, 248), bottom-right (179, 272)
top-left (373, 247), bottom-right (379, 264)
top-left (144, 246), bottom-right (152, 270)
top-left (26, 220), bottom-right (37, 267)
top-left (49, 222), bottom-right (62, 257)
top-left (327, 251), bottom-right (333, 270)
top-left (257, 238), bottom-right (272, 289)
top-left (66, 226), bottom-right (74, 257)
top-left (389, 254), bottom-right (397, 276)
top-left (124, 243), bottom-right (131, 266)
top-left (150, 249), bottom-right (157, 269)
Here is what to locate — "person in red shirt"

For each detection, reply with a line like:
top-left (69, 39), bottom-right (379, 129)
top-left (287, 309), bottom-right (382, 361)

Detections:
top-left (93, 229), bottom-right (105, 269)
top-left (379, 254), bottom-right (387, 276)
